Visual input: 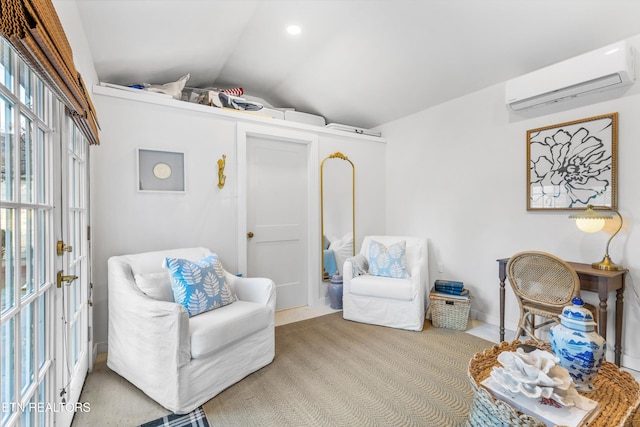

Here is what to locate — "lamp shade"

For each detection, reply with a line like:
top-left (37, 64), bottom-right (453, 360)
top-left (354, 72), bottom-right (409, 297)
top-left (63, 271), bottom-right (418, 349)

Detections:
top-left (575, 218), bottom-right (606, 233)
top-left (569, 205), bottom-right (612, 233)
top-left (568, 204), bottom-right (624, 271)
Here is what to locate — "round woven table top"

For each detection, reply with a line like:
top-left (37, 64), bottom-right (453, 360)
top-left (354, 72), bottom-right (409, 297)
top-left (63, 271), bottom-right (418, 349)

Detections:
top-left (468, 341), bottom-right (640, 427)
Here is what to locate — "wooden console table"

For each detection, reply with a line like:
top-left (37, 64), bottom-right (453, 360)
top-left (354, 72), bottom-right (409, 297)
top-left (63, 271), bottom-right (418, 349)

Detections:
top-left (497, 258), bottom-right (627, 366)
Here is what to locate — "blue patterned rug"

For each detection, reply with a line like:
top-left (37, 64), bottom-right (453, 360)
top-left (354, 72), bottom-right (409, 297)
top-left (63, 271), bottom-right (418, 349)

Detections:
top-left (138, 406), bottom-right (209, 427)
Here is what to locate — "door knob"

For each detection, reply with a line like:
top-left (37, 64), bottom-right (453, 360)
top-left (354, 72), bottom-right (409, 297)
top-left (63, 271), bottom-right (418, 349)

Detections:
top-left (247, 231), bottom-right (254, 238)
top-left (56, 240), bottom-right (72, 256)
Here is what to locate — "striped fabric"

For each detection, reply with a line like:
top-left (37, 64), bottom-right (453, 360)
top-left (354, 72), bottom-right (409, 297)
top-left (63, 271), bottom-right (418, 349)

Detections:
top-left (138, 407), bottom-right (209, 427)
top-left (219, 87), bottom-right (243, 96)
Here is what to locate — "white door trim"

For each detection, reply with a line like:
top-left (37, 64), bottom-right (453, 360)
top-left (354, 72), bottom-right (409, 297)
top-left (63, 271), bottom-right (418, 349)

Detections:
top-left (237, 123), bottom-right (319, 307)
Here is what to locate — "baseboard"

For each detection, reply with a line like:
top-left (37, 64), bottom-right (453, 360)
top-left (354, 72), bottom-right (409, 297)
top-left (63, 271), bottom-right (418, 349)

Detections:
top-left (621, 352), bottom-right (640, 372)
top-left (316, 296), bottom-right (330, 307)
top-left (91, 343), bottom-right (98, 369)
top-left (96, 340), bottom-right (108, 355)
top-left (472, 310), bottom-right (519, 336)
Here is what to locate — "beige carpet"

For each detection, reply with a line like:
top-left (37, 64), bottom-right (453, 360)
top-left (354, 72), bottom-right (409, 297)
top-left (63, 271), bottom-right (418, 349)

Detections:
top-left (203, 312), bottom-right (493, 426)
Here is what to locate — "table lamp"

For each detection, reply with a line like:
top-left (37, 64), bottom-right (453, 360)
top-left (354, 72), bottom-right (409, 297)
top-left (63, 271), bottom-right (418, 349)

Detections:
top-left (569, 204), bottom-right (624, 271)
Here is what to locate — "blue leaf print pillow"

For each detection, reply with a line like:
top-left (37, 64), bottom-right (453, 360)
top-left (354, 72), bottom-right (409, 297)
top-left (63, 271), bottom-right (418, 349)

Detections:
top-left (368, 240), bottom-right (409, 279)
top-left (164, 254), bottom-right (237, 317)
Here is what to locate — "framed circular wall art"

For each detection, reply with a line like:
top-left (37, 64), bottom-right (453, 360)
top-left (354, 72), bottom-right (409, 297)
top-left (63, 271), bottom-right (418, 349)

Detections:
top-left (137, 148), bottom-right (186, 192)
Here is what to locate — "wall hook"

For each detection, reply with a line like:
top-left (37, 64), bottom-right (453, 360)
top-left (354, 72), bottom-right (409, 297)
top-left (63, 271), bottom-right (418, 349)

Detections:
top-left (217, 154), bottom-right (227, 189)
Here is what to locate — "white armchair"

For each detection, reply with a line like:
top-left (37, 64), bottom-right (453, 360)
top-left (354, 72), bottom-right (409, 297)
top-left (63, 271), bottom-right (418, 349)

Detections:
top-left (342, 236), bottom-right (428, 331)
top-left (107, 247), bottom-right (275, 414)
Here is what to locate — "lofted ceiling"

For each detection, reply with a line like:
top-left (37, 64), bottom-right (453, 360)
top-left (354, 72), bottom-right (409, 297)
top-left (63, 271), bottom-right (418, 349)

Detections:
top-left (76, 0), bottom-right (640, 129)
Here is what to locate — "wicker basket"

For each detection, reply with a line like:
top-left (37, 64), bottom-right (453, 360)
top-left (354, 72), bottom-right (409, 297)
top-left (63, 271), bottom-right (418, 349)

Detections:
top-left (466, 341), bottom-right (640, 427)
top-left (428, 292), bottom-right (471, 331)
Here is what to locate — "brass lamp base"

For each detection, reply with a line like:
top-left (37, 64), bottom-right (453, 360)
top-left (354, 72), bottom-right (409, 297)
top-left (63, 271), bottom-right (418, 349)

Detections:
top-left (592, 254), bottom-right (624, 271)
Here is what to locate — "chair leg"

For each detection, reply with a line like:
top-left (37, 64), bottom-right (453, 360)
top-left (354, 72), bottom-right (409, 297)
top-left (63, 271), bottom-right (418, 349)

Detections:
top-left (515, 309), bottom-right (529, 340)
top-left (530, 314), bottom-right (536, 333)
top-left (514, 325), bottom-right (524, 340)
top-left (523, 313), bottom-right (536, 341)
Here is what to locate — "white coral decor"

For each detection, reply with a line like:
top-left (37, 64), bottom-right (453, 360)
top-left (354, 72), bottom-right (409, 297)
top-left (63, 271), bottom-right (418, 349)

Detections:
top-left (490, 348), bottom-right (582, 407)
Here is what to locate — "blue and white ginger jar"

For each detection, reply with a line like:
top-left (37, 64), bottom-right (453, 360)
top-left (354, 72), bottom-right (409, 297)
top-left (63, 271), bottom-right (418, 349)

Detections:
top-left (328, 274), bottom-right (343, 310)
top-left (549, 297), bottom-right (606, 393)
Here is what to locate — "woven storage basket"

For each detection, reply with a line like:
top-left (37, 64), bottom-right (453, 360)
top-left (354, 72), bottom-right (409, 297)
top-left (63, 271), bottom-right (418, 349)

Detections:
top-left (429, 292), bottom-right (471, 331)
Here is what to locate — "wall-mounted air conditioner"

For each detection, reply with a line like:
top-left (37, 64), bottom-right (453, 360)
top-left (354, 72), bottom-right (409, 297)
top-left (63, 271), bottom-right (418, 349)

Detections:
top-left (505, 40), bottom-right (636, 111)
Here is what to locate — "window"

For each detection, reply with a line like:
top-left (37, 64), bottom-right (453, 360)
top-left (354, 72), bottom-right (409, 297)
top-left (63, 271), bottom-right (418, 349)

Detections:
top-left (1, 36), bottom-right (54, 427)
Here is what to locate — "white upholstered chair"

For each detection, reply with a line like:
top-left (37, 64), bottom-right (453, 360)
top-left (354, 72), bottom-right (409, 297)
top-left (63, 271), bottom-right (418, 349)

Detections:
top-left (107, 247), bottom-right (275, 414)
top-left (342, 236), bottom-right (428, 331)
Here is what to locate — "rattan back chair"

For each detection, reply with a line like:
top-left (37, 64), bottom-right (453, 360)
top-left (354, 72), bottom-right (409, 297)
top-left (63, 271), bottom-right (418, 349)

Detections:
top-left (506, 251), bottom-right (580, 343)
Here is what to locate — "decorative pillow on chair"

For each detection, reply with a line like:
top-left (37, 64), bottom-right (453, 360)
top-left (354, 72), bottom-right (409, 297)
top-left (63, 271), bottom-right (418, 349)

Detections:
top-left (164, 254), bottom-right (237, 317)
top-left (329, 234), bottom-right (354, 276)
top-left (368, 240), bottom-right (409, 279)
top-left (134, 271), bottom-right (173, 302)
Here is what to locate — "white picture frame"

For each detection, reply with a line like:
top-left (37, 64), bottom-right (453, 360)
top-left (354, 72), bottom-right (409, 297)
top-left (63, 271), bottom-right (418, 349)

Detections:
top-left (137, 148), bottom-right (186, 192)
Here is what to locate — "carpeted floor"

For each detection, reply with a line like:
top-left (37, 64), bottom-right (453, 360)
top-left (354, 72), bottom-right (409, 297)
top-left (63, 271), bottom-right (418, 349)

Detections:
top-left (202, 312), bottom-right (493, 426)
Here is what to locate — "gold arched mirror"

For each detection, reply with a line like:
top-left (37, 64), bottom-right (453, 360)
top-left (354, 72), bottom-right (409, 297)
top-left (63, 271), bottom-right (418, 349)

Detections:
top-left (321, 152), bottom-right (355, 282)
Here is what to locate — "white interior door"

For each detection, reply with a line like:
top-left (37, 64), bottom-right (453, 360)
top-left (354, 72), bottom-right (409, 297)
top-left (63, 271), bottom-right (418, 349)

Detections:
top-left (246, 135), bottom-right (309, 309)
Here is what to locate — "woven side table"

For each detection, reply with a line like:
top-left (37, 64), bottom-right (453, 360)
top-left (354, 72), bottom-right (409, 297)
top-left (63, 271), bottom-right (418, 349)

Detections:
top-left (466, 341), bottom-right (640, 427)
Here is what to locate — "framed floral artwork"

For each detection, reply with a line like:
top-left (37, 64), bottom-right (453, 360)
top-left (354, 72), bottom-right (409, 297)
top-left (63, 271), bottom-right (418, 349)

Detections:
top-left (527, 113), bottom-right (617, 210)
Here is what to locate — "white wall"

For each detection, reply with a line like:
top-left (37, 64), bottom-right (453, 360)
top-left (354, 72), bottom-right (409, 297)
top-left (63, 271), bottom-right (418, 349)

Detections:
top-left (90, 92), bottom-right (386, 350)
top-left (52, 0), bottom-right (98, 88)
top-left (51, 0), bottom-right (640, 370)
top-left (379, 36), bottom-right (640, 370)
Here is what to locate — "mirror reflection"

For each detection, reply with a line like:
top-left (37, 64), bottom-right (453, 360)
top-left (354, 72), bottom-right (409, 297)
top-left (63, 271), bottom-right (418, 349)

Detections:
top-left (321, 152), bottom-right (355, 282)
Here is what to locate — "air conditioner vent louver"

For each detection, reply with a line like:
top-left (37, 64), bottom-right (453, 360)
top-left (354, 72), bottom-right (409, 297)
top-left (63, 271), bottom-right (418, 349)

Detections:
top-left (506, 41), bottom-right (635, 111)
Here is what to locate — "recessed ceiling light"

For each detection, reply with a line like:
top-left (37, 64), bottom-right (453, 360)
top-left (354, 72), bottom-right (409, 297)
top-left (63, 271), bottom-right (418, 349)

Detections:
top-left (287, 25), bottom-right (302, 35)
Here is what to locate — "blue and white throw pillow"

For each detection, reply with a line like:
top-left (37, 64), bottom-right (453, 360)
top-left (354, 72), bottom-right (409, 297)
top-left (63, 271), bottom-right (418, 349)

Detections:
top-left (164, 254), bottom-right (236, 317)
top-left (368, 240), bottom-right (409, 279)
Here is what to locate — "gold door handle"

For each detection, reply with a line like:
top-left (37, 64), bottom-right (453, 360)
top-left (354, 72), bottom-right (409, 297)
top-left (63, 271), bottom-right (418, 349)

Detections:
top-left (57, 271), bottom-right (78, 288)
top-left (247, 231), bottom-right (254, 238)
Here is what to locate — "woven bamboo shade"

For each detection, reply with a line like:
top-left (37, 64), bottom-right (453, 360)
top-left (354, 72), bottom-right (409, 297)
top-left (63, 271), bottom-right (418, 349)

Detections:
top-left (1, 0), bottom-right (100, 145)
